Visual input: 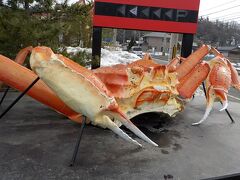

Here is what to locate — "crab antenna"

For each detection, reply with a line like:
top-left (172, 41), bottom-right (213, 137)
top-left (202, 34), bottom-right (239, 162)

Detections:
top-left (107, 110), bottom-right (158, 147)
top-left (102, 115), bottom-right (143, 147)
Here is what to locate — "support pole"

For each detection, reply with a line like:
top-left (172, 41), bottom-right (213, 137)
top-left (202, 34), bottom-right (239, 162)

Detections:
top-left (91, 27), bottom-right (102, 69)
top-left (0, 86), bottom-right (10, 105)
top-left (181, 33), bottom-right (194, 58)
top-left (0, 77), bottom-right (40, 119)
top-left (69, 116), bottom-right (86, 167)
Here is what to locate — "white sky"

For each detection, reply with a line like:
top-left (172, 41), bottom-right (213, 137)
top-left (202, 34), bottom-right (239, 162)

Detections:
top-left (199, 0), bottom-right (240, 23)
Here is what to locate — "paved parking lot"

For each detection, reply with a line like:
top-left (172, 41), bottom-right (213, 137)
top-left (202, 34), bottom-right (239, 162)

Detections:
top-left (0, 92), bottom-right (240, 180)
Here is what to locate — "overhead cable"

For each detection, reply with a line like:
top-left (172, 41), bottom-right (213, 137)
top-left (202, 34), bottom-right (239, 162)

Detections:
top-left (201, 5), bottom-right (240, 16)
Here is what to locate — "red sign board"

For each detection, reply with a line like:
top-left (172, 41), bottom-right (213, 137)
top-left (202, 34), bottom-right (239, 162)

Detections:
top-left (93, 0), bottom-right (200, 34)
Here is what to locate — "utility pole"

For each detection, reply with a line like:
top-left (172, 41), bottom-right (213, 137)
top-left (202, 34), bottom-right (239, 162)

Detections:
top-left (113, 29), bottom-right (117, 46)
top-left (162, 33), bottom-right (167, 56)
top-left (169, 33), bottom-right (178, 60)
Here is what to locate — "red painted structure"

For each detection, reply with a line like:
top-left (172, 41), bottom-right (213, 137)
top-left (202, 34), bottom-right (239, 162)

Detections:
top-left (93, 0), bottom-right (200, 34)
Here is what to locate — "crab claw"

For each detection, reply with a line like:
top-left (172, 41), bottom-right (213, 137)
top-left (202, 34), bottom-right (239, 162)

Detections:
top-left (192, 87), bottom-right (229, 126)
top-left (214, 89), bottom-right (229, 111)
top-left (95, 115), bottom-right (143, 147)
top-left (30, 46), bottom-right (158, 147)
top-left (105, 109), bottom-right (158, 147)
top-left (192, 56), bottom-right (232, 125)
top-left (192, 87), bottom-right (214, 126)
top-left (219, 101), bottom-right (228, 112)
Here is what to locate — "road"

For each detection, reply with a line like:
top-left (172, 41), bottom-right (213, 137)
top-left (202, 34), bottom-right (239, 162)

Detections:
top-left (1, 92), bottom-right (240, 180)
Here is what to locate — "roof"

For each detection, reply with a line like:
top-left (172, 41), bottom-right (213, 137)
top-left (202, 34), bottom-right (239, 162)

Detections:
top-left (143, 32), bottom-right (171, 38)
top-left (230, 46), bottom-right (240, 52)
top-left (217, 46), bottom-right (236, 51)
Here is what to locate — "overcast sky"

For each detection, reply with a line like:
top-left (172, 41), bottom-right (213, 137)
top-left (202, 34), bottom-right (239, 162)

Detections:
top-left (199, 0), bottom-right (240, 22)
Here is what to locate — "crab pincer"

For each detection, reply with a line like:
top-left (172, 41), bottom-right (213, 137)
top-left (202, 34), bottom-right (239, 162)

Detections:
top-left (29, 46), bottom-right (158, 147)
top-left (192, 54), bottom-right (234, 126)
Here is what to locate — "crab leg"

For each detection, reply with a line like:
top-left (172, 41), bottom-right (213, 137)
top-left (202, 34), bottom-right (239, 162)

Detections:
top-left (0, 47), bottom-right (33, 91)
top-left (15, 46), bottom-right (33, 65)
top-left (177, 62), bottom-right (210, 99)
top-left (176, 45), bottom-right (211, 80)
top-left (226, 59), bottom-right (240, 90)
top-left (0, 55), bottom-right (83, 123)
top-left (192, 56), bottom-right (232, 125)
top-left (30, 46), bottom-right (158, 147)
top-left (166, 57), bottom-right (180, 72)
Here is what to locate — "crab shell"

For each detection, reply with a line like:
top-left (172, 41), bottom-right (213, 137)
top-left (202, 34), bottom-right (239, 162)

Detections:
top-left (93, 55), bottom-right (184, 119)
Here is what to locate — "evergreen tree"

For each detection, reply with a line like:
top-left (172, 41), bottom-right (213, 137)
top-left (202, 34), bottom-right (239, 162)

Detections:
top-left (0, 1), bottom-right (93, 65)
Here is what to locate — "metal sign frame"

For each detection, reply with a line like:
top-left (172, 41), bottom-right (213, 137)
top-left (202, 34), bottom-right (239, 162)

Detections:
top-left (92, 0), bottom-right (200, 69)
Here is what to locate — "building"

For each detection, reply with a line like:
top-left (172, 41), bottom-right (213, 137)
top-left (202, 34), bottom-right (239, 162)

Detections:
top-left (142, 32), bottom-right (171, 53)
top-left (216, 46), bottom-right (236, 57)
top-left (217, 46), bottom-right (240, 63)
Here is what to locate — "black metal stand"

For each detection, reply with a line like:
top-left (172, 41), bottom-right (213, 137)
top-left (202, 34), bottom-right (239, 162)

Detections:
top-left (181, 34), bottom-right (194, 58)
top-left (69, 116), bottom-right (86, 167)
top-left (0, 77), bottom-right (40, 119)
top-left (91, 27), bottom-right (102, 69)
top-left (0, 86), bottom-right (10, 105)
top-left (202, 82), bottom-right (235, 123)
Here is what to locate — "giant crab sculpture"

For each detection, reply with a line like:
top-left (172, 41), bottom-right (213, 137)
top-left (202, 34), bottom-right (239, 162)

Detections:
top-left (0, 45), bottom-right (239, 147)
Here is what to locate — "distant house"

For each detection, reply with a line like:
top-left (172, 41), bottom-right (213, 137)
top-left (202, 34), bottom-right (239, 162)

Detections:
top-left (142, 32), bottom-right (171, 52)
top-left (217, 46), bottom-right (240, 63)
top-left (229, 46), bottom-right (240, 61)
top-left (216, 46), bottom-right (236, 57)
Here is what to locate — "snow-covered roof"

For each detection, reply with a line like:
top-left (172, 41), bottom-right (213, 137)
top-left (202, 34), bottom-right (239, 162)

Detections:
top-left (143, 32), bottom-right (171, 38)
top-left (217, 46), bottom-right (236, 51)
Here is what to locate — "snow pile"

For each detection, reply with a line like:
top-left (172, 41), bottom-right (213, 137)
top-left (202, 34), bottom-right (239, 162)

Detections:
top-left (66, 46), bottom-right (92, 55)
top-left (65, 46), bottom-right (141, 66)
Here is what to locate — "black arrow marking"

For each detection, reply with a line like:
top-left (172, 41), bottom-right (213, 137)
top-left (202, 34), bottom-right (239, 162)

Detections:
top-left (117, 5), bottom-right (126, 16)
top-left (141, 7), bottom-right (150, 18)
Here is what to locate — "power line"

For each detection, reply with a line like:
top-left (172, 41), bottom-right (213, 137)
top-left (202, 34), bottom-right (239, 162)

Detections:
top-left (201, 0), bottom-right (237, 13)
top-left (201, 5), bottom-right (240, 17)
top-left (224, 16), bottom-right (240, 22)
top-left (211, 12), bottom-right (240, 20)
top-left (224, 15), bottom-right (240, 20)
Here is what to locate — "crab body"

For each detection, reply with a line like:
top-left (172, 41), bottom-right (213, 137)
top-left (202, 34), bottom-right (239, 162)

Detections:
top-left (94, 59), bottom-right (183, 119)
top-left (1, 44), bottom-right (239, 147)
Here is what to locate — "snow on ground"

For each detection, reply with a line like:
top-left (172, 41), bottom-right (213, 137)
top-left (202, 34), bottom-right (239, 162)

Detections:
top-left (66, 46), bottom-right (141, 66)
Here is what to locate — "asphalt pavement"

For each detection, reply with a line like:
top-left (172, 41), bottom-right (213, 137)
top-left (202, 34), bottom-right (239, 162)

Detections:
top-left (0, 92), bottom-right (240, 180)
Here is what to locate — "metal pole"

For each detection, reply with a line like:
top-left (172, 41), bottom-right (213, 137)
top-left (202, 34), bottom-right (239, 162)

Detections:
top-left (92, 27), bottom-right (102, 69)
top-left (169, 33), bottom-right (178, 60)
top-left (202, 81), bottom-right (207, 98)
top-left (0, 77), bottom-right (40, 119)
top-left (181, 33), bottom-right (194, 58)
top-left (69, 116), bottom-right (86, 167)
top-left (221, 102), bottom-right (235, 123)
top-left (0, 86), bottom-right (10, 105)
